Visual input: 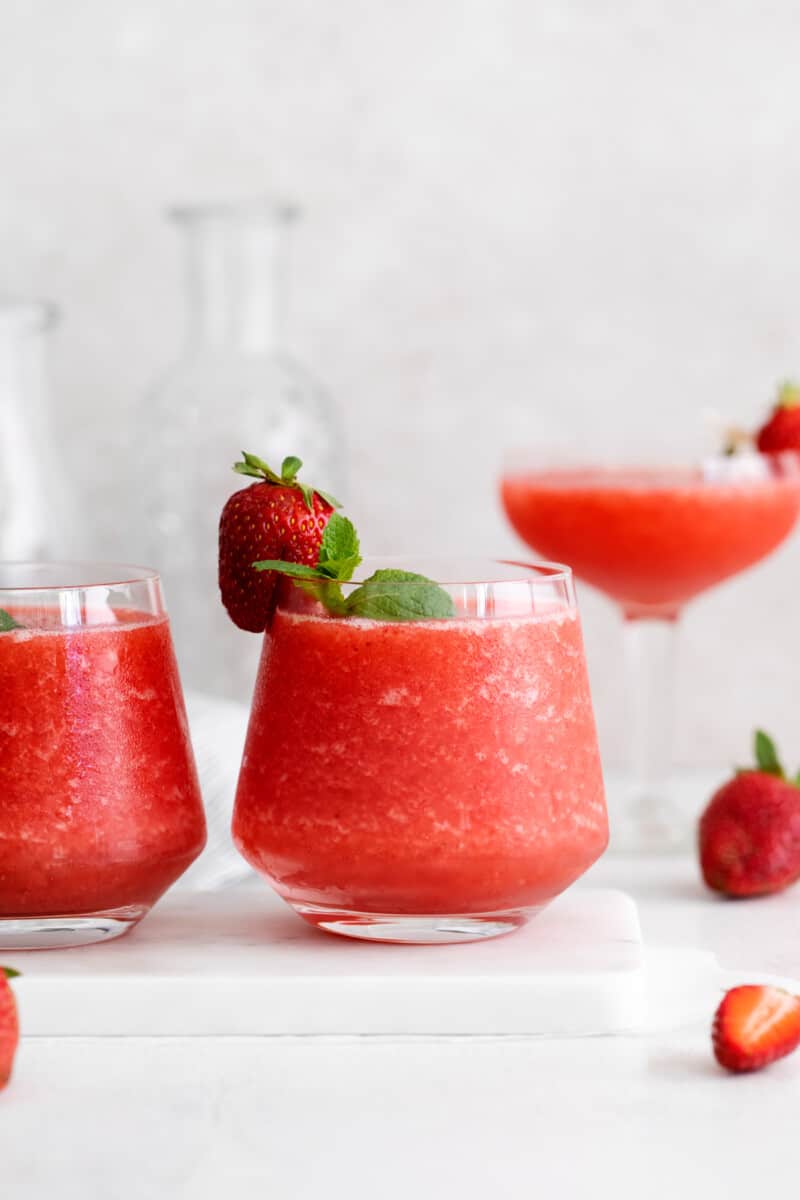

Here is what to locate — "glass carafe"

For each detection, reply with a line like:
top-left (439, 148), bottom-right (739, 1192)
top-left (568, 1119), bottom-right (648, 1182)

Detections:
top-left (0, 298), bottom-right (76, 559)
top-left (135, 199), bottom-right (342, 700)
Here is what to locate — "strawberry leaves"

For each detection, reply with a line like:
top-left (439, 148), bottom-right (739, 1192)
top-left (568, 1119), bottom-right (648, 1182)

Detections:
top-left (746, 730), bottom-right (800, 787)
top-left (233, 451), bottom-right (285, 485)
top-left (253, 513), bottom-right (454, 621)
top-left (233, 452), bottom-right (341, 513)
top-left (755, 730), bottom-right (784, 778)
top-left (0, 610), bottom-right (21, 632)
top-left (1, 969), bottom-right (19, 980)
top-left (775, 381), bottom-right (800, 411)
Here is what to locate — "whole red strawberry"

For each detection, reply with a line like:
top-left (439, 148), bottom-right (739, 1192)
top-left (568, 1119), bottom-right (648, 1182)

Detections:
top-left (219, 453), bottom-right (337, 632)
top-left (699, 730), bottom-right (800, 898)
top-left (713, 985), bottom-right (800, 1073)
top-left (0, 967), bottom-right (20, 1090)
top-left (756, 381), bottom-right (800, 453)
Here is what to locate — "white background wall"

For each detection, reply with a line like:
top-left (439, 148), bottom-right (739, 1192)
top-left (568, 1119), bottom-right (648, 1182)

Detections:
top-left (2, 1), bottom-right (799, 768)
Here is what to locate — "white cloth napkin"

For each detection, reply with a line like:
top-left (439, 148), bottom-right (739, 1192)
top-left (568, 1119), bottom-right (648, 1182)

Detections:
top-left (177, 690), bottom-right (253, 891)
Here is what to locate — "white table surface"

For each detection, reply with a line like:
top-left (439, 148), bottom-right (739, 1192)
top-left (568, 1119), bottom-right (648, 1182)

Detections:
top-left (4, 852), bottom-right (800, 1200)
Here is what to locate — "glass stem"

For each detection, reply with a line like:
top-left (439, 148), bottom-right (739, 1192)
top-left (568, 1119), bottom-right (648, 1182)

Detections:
top-left (621, 611), bottom-right (682, 848)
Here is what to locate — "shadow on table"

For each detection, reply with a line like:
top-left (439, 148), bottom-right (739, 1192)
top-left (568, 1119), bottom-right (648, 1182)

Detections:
top-left (646, 1048), bottom-right (723, 1080)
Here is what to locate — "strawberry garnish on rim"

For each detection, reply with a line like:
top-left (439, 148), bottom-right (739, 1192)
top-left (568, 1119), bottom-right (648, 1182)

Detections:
top-left (756, 381), bottom-right (800, 454)
top-left (713, 985), bottom-right (800, 1073)
top-left (218, 452), bottom-right (455, 629)
top-left (218, 453), bottom-right (339, 632)
top-left (0, 967), bottom-right (20, 1090)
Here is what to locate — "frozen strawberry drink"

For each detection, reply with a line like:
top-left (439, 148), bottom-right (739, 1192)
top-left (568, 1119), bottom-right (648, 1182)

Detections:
top-left (500, 452), bottom-right (800, 853)
top-left (0, 564), bottom-right (206, 948)
top-left (501, 461), bottom-right (800, 617)
top-left (233, 561), bottom-right (607, 942)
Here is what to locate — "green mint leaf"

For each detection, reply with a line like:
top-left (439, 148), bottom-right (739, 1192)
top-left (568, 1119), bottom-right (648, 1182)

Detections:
top-left (754, 729), bottom-right (784, 777)
top-left (2, 967), bottom-right (20, 979)
top-left (0, 609), bottom-right (22, 632)
top-left (318, 556), bottom-right (362, 581)
top-left (296, 578), bottom-right (348, 615)
top-left (318, 514), bottom-right (361, 580)
top-left (252, 560), bottom-right (326, 580)
top-left (345, 569), bottom-right (455, 622)
top-left (314, 488), bottom-right (342, 510)
top-left (281, 455), bottom-right (303, 481)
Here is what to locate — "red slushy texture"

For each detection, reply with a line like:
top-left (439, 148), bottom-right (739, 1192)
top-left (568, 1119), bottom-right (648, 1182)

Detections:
top-left (501, 467), bottom-right (800, 613)
top-left (233, 606), bottom-right (607, 916)
top-left (0, 611), bottom-right (206, 916)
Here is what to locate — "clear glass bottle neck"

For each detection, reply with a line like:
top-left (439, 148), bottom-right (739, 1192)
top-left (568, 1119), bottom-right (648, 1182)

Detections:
top-left (0, 302), bottom-right (55, 414)
top-left (177, 216), bottom-right (289, 354)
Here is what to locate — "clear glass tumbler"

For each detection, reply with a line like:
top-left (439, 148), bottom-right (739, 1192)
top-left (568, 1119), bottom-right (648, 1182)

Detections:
top-left (232, 558), bottom-right (608, 944)
top-left (0, 563), bottom-right (207, 948)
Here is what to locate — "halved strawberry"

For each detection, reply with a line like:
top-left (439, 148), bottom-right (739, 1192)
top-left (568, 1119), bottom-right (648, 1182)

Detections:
top-left (0, 967), bottom-right (20, 1090)
top-left (713, 985), bottom-right (800, 1073)
top-left (218, 453), bottom-right (337, 632)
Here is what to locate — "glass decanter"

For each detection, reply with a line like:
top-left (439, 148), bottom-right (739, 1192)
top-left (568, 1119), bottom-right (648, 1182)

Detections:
top-left (0, 297), bottom-right (77, 559)
top-left (135, 199), bottom-right (342, 700)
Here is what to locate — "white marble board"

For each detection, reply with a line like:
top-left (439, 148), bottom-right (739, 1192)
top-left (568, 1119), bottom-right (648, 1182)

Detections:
top-left (9, 886), bottom-right (645, 1038)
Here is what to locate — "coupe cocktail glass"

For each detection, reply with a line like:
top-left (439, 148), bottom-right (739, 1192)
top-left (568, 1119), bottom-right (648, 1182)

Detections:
top-left (0, 563), bottom-right (207, 948)
top-left (500, 455), bottom-right (800, 851)
top-left (232, 558), bottom-right (608, 943)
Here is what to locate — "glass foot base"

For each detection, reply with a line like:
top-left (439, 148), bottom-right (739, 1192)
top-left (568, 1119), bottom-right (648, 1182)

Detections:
top-left (608, 811), bottom-right (687, 855)
top-left (0, 905), bottom-right (148, 950)
top-left (292, 902), bottom-right (533, 944)
top-left (605, 769), bottom-right (701, 855)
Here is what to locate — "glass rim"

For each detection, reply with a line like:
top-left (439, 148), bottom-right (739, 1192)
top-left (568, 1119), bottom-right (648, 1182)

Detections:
top-left (501, 448), bottom-right (800, 478)
top-left (0, 562), bottom-right (161, 593)
top-left (316, 557), bottom-right (573, 587)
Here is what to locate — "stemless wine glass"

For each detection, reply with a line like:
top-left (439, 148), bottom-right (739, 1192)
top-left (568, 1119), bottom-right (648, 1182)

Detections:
top-left (500, 452), bottom-right (800, 852)
top-left (232, 558), bottom-right (608, 944)
top-left (0, 563), bottom-right (207, 948)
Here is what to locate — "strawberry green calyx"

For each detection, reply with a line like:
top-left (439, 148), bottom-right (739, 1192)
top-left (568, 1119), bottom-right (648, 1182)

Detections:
top-left (233, 451), bottom-right (341, 514)
top-left (775, 381), bottom-right (800, 411)
top-left (750, 729), bottom-right (800, 786)
top-left (253, 512), bottom-right (455, 622)
top-left (1, 968), bottom-right (20, 980)
top-left (0, 610), bottom-right (22, 632)
top-left (754, 730), bottom-right (784, 777)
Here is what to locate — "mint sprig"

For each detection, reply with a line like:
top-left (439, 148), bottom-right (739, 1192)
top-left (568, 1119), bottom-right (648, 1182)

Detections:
top-left (253, 513), bottom-right (454, 622)
top-left (345, 569), bottom-right (456, 621)
top-left (0, 609), bottom-right (22, 632)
